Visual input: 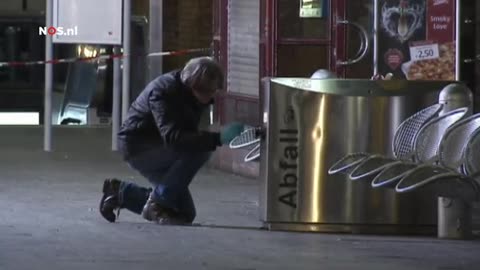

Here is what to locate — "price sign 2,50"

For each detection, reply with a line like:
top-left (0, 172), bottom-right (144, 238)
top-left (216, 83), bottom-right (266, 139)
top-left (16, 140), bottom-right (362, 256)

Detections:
top-left (409, 43), bottom-right (440, 61)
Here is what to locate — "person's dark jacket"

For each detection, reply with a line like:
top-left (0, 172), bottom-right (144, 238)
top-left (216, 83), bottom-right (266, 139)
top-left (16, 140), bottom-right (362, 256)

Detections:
top-left (118, 70), bottom-right (221, 158)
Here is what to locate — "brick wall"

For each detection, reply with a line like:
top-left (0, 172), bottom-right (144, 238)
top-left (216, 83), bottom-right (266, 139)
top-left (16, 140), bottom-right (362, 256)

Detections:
top-left (0, 0), bottom-right (22, 13)
top-left (163, 0), bottom-right (213, 72)
top-left (210, 96), bottom-right (260, 178)
top-left (205, 122), bottom-right (259, 179)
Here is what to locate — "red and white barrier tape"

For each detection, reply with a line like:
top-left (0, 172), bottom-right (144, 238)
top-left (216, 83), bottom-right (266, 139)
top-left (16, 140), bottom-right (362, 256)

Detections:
top-left (0, 48), bottom-right (210, 67)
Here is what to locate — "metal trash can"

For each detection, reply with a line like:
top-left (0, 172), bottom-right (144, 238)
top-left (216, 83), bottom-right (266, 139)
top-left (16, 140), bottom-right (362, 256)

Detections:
top-left (259, 78), bottom-right (455, 234)
top-left (437, 83), bottom-right (474, 239)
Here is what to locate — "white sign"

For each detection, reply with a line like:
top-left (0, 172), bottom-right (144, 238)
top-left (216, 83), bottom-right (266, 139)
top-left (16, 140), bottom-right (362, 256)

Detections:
top-left (299, 0), bottom-right (323, 18)
top-left (52, 0), bottom-right (122, 45)
top-left (409, 43), bottom-right (440, 61)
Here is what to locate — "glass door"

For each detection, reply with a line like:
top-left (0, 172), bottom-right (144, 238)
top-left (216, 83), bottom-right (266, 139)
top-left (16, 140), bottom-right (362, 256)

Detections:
top-left (266, 0), bottom-right (373, 79)
top-left (334, 0), bottom-right (373, 78)
top-left (266, 0), bottom-right (333, 77)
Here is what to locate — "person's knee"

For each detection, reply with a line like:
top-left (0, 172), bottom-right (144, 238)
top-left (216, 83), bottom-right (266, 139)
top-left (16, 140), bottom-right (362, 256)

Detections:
top-left (178, 151), bottom-right (212, 165)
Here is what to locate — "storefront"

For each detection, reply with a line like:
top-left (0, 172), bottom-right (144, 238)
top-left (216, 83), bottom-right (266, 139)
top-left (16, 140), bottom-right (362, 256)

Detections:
top-left (211, 0), bottom-right (478, 176)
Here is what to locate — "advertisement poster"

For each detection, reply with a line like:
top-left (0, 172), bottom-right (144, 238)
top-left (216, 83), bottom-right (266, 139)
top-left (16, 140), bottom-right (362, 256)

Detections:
top-left (377, 0), bottom-right (456, 80)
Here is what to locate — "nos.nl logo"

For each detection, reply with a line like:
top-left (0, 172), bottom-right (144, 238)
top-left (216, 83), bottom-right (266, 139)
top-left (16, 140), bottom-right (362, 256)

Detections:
top-left (39, 26), bottom-right (78, 36)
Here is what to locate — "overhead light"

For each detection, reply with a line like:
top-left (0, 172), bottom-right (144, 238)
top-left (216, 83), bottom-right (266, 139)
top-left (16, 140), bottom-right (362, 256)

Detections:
top-left (0, 112), bottom-right (39, 125)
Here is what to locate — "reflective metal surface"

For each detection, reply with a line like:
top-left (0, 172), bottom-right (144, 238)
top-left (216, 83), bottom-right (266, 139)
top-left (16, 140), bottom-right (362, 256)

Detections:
top-left (438, 83), bottom-right (474, 114)
top-left (260, 78), bottom-right (455, 233)
top-left (438, 197), bottom-right (473, 240)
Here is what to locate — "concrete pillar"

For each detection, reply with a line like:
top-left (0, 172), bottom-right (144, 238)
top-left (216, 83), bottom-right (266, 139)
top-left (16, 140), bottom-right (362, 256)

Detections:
top-left (149, 0), bottom-right (163, 80)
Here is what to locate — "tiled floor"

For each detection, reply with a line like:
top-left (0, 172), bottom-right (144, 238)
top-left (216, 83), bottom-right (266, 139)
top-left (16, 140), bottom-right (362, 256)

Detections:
top-left (0, 127), bottom-right (479, 269)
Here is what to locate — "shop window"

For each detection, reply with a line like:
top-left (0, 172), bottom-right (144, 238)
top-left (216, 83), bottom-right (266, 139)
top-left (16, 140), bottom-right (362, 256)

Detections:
top-left (278, 0), bottom-right (328, 39)
top-left (227, 0), bottom-right (260, 96)
top-left (277, 45), bottom-right (329, 77)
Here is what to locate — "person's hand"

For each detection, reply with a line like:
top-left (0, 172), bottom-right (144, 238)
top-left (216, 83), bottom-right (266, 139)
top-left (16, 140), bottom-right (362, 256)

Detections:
top-left (220, 122), bottom-right (245, 145)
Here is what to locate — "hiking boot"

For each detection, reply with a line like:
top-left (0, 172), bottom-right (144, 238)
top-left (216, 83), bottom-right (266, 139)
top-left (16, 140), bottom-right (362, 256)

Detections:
top-left (141, 193), bottom-right (173, 223)
top-left (99, 178), bottom-right (122, 223)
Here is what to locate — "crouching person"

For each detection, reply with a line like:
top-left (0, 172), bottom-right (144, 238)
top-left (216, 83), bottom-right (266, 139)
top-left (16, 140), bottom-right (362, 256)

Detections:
top-left (99, 57), bottom-right (245, 225)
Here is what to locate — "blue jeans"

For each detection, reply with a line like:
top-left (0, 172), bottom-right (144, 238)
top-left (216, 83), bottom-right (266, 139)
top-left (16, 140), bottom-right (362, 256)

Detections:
top-left (118, 147), bottom-right (211, 223)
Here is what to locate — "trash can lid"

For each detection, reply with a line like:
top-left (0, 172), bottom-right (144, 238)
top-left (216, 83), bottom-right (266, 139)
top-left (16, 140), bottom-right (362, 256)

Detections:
top-left (439, 83), bottom-right (473, 102)
top-left (310, 69), bottom-right (337, 79)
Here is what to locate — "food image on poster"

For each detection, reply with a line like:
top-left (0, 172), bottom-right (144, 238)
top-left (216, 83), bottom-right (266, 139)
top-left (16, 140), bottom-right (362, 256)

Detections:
top-left (403, 42), bottom-right (455, 80)
top-left (377, 0), bottom-right (456, 81)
